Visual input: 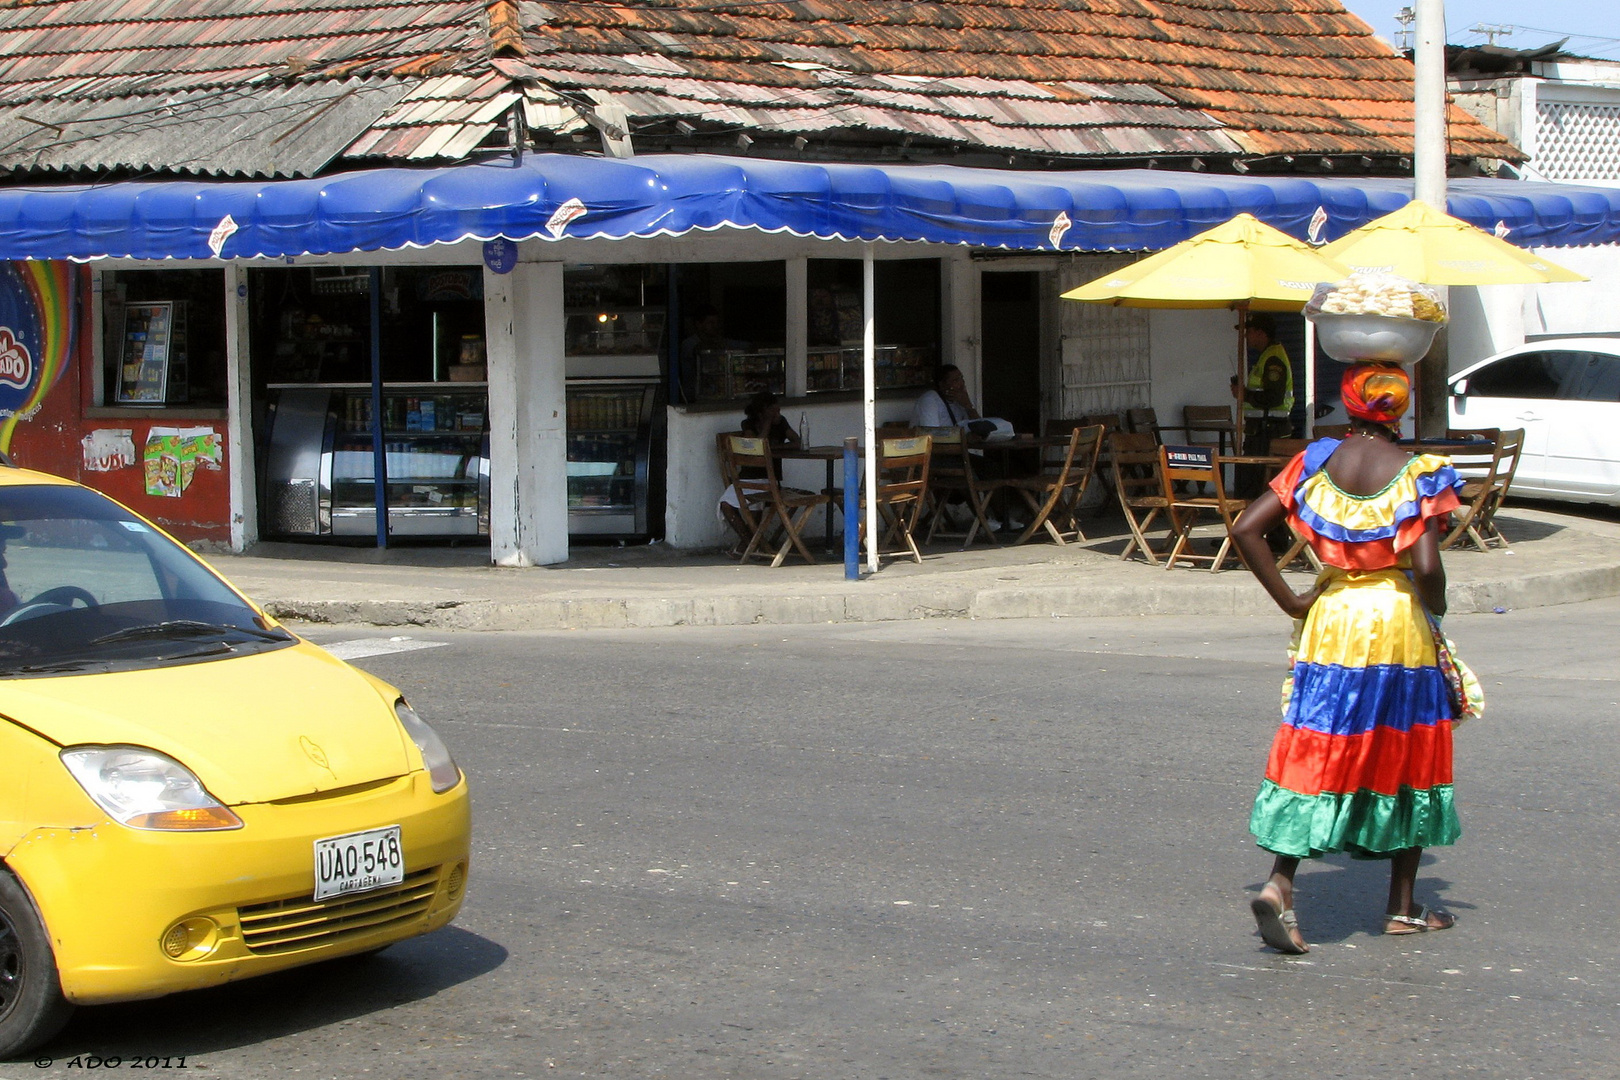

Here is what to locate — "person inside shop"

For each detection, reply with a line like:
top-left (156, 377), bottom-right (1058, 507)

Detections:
top-left (808, 287), bottom-right (841, 347)
top-left (718, 392), bottom-right (802, 547)
top-left (679, 304), bottom-right (744, 403)
top-left (911, 365), bottom-right (1012, 439)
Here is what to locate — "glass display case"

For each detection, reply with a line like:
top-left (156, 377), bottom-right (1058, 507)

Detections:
top-left (696, 348), bottom-right (785, 400)
top-left (567, 381), bottom-right (657, 536)
top-left (262, 385), bottom-right (489, 538)
top-left (804, 344), bottom-right (935, 393)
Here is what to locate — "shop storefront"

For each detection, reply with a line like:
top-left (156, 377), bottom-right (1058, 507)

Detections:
top-left (4, 155), bottom-right (1615, 564)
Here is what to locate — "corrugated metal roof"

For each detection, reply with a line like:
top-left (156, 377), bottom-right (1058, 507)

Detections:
top-left (0, 77), bottom-right (411, 177)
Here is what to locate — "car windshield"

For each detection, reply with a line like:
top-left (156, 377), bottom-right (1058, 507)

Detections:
top-left (0, 483), bottom-right (293, 677)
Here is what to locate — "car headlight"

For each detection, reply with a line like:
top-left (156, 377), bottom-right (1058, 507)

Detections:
top-left (396, 700), bottom-right (461, 793)
top-left (59, 746), bottom-right (243, 831)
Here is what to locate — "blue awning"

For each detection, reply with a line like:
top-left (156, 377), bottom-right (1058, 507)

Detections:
top-left (1, 153), bottom-right (1617, 261)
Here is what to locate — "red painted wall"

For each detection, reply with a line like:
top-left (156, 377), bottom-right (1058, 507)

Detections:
top-left (7, 265), bottom-right (233, 545)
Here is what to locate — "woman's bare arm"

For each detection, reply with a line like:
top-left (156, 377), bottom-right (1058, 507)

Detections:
top-left (1408, 518), bottom-right (1447, 617)
top-left (1231, 491), bottom-right (1323, 619)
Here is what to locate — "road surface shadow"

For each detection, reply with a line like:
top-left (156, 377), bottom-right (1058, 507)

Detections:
top-left (35, 925), bottom-right (505, 1059)
top-left (1248, 851), bottom-right (1472, 948)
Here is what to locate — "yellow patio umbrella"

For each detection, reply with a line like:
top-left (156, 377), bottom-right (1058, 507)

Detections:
top-left (1062, 213), bottom-right (1349, 449)
top-left (1320, 200), bottom-right (1587, 285)
top-left (1061, 213), bottom-right (1350, 311)
top-left (1321, 200), bottom-right (1586, 436)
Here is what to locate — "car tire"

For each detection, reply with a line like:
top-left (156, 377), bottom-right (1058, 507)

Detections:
top-left (0, 870), bottom-right (74, 1061)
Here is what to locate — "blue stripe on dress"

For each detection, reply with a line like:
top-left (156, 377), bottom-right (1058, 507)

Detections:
top-left (1290, 465), bottom-right (1465, 544)
top-left (1286, 661), bottom-right (1451, 736)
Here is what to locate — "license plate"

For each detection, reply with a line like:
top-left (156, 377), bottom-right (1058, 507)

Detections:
top-left (313, 825), bottom-right (405, 901)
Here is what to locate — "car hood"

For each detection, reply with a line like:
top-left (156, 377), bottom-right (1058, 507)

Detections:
top-left (0, 641), bottom-right (413, 804)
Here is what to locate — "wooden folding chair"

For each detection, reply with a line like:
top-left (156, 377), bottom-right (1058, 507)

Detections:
top-left (1003, 422), bottom-right (1104, 545)
top-left (725, 435), bottom-right (831, 567)
top-left (1442, 427), bottom-right (1524, 551)
top-left (1160, 444), bottom-right (1248, 572)
top-left (1110, 430), bottom-right (1172, 564)
top-left (923, 426), bottom-right (999, 548)
top-left (715, 430), bottom-right (759, 558)
top-left (1181, 404), bottom-right (1235, 455)
top-left (1126, 406), bottom-right (1162, 443)
top-left (1078, 413), bottom-right (1124, 513)
top-left (860, 435), bottom-right (932, 564)
top-left (1263, 437), bottom-right (1321, 573)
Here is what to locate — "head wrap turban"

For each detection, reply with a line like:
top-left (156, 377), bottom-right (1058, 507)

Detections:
top-left (1341, 363), bottom-right (1410, 425)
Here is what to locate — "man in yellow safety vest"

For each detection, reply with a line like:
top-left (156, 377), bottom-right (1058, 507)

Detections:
top-left (1236, 313), bottom-right (1294, 453)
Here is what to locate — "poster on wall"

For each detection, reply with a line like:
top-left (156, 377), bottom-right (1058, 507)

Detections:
top-left (143, 426), bottom-right (221, 498)
top-left (0, 261), bottom-right (77, 454)
top-left (82, 429), bottom-right (136, 472)
top-left (115, 302), bottom-right (174, 404)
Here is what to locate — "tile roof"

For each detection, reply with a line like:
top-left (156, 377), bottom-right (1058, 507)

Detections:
top-left (0, 0), bottom-right (1521, 180)
top-left (510, 0), bottom-right (1518, 163)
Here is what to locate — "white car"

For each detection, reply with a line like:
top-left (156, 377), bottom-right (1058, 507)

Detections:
top-left (1449, 338), bottom-right (1620, 505)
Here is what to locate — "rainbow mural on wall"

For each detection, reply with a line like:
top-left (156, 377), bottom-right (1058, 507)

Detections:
top-left (0, 260), bottom-right (77, 454)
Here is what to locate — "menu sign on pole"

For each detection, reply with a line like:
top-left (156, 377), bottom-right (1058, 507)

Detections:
top-left (115, 302), bottom-right (173, 404)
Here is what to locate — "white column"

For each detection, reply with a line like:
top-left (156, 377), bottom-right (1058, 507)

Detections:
top-left (862, 245), bottom-right (878, 574)
top-left (785, 256), bottom-right (808, 398)
top-left (485, 260), bottom-right (569, 566)
top-left (222, 262), bottom-right (258, 552)
top-left (943, 253), bottom-right (981, 400)
top-left (1413, 0), bottom-right (1448, 210)
top-left (1413, 0), bottom-right (1449, 438)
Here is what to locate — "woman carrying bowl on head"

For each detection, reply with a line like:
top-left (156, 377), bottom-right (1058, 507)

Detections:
top-left (1230, 363), bottom-right (1468, 953)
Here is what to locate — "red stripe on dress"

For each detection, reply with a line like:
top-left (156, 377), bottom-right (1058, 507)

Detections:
top-left (1264, 720), bottom-right (1454, 797)
top-left (1280, 490), bottom-right (1465, 570)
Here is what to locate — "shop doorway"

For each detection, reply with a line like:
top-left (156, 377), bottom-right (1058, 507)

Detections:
top-left (980, 271), bottom-right (1042, 436)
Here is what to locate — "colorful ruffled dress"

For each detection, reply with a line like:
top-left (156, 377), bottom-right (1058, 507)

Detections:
top-left (1249, 438), bottom-right (1465, 859)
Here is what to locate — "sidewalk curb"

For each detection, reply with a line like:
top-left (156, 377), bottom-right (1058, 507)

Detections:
top-left (257, 556), bottom-right (1620, 631)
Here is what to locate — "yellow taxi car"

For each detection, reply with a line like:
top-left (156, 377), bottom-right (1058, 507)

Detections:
top-left (0, 463), bottom-right (470, 1058)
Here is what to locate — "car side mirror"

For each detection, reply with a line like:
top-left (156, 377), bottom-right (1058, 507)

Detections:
top-left (1451, 377), bottom-right (1468, 397)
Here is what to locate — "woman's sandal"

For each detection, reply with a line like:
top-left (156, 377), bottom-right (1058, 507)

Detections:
top-left (1251, 888), bottom-right (1310, 954)
top-left (1384, 905), bottom-right (1457, 935)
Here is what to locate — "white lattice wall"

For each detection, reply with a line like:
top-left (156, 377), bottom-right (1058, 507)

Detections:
top-left (1057, 255), bottom-right (1152, 418)
top-left (1535, 100), bottom-right (1620, 181)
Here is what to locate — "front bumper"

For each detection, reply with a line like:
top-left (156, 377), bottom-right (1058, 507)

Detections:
top-left (6, 771), bottom-right (470, 1005)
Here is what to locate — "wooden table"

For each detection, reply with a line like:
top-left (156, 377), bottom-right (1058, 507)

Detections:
top-left (965, 434), bottom-right (1071, 537)
top-left (1399, 438), bottom-right (1494, 454)
top-left (775, 444), bottom-right (850, 550)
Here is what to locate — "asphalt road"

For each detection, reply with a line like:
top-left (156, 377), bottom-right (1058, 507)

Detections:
top-left (17, 597), bottom-right (1620, 1080)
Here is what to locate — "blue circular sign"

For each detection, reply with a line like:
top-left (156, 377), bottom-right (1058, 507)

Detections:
top-left (483, 238), bottom-right (518, 275)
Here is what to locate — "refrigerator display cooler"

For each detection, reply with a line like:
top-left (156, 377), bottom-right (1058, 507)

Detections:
top-left (263, 385), bottom-right (489, 538)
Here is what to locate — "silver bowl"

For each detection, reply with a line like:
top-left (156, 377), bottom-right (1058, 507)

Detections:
top-left (1308, 312), bottom-right (1442, 365)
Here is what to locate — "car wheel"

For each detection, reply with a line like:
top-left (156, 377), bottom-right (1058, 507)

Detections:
top-left (0, 871), bottom-right (73, 1061)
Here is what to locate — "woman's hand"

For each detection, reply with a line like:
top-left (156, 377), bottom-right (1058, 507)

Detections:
top-left (1279, 582), bottom-right (1324, 620)
top-left (1232, 491), bottom-right (1324, 619)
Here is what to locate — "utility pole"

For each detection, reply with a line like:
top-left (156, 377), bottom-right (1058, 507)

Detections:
top-left (1412, 0), bottom-right (1449, 437)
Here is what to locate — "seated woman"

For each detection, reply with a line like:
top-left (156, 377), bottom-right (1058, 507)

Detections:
top-left (740, 391), bottom-right (801, 451)
top-left (719, 393), bottom-right (802, 549)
